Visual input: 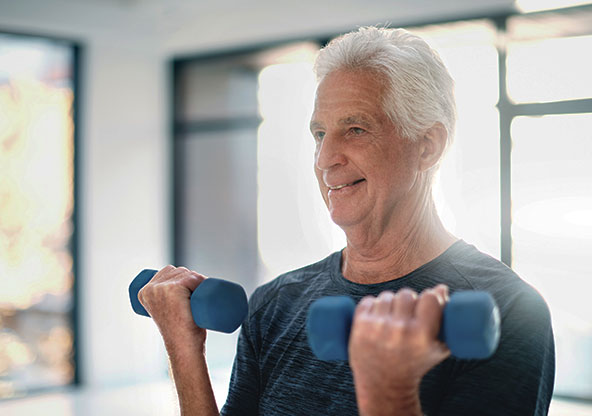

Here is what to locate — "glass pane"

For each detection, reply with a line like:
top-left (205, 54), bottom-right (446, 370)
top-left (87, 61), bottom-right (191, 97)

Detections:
top-left (176, 129), bottom-right (258, 401)
top-left (410, 20), bottom-right (501, 258)
top-left (176, 130), bottom-right (258, 291)
top-left (175, 43), bottom-right (319, 123)
top-left (516, 0), bottom-right (592, 13)
top-left (512, 113), bottom-right (592, 398)
top-left (0, 34), bottom-right (75, 398)
top-left (507, 9), bottom-right (592, 103)
top-left (176, 59), bottom-right (259, 121)
top-left (257, 51), bottom-right (346, 285)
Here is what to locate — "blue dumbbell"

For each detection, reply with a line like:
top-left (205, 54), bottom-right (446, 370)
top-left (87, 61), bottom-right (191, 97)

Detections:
top-left (306, 291), bottom-right (500, 360)
top-left (129, 269), bottom-right (248, 334)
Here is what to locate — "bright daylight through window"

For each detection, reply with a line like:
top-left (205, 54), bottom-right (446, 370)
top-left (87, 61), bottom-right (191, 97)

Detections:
top-left (0, 34), bottom-right (75, 399)
top-left (255, 11), bottom-right (592, 400)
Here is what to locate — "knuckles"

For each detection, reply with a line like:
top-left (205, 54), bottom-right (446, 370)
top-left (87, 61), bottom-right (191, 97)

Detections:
top-left (349, 286), bottom-right (452, 384)
top-left (138, 265), bottom-right (202, 308)
top-left (396, 288), bottom-right (418, 301)
top-left (352, 287), bottom-right (442, 346)
top-left (418, 289), bottom-right (445, 307)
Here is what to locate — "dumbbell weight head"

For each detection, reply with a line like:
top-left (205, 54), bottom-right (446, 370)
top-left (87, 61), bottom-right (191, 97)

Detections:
top-left (306, 291), bottom-right (500, 361)
top-left (191, 278), bottom-right (249, 334)
top-left (129, 269), bottom-right (157, 317)
top-left (442, 291), bottom-right (500, 359)
top-left (306, 296), bottom-right (356, 361)
top-left (129, 269), bottom-right (248, 333)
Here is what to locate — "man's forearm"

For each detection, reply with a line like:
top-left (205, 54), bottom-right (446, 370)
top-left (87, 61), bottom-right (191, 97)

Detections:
top-left (166, 338), bottom-right (219, 416)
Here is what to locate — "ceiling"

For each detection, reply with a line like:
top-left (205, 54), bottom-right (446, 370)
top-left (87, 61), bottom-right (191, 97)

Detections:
top-left (0, 0), bottom-right (520, 55)
top-left (1, 0), bottom-right (591, 56)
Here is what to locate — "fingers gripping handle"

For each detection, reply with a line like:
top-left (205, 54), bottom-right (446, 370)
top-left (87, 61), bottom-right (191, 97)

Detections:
top-left (129, 269), bottom-right (249, 334)
top-left (306, 291), bottom-right (501, 361)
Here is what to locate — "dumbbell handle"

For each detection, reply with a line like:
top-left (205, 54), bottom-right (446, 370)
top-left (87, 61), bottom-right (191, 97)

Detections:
top-left (306, 291), bottom-right (500, 360)
top-left (129, 269), bottom-right (248, 334)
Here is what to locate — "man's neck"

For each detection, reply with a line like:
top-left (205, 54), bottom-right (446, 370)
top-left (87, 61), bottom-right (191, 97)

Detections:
top-left (341, 196), bottom-right (458, 285)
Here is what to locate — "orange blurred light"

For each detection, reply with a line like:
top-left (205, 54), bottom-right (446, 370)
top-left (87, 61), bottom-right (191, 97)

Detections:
top-left (0, 79), bottom-right (73, 310)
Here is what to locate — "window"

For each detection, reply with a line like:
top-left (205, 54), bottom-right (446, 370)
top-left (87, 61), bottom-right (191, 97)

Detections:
top-left (256, 43), bottom-right (344, 282)
top-left (506, 8), bottom-right (592, 398)
top-left (173, 5), bottom-right (592, 402)
top-left (512, 113), bottom-right (592, 397)
top-left (409, 20), bottom-right (501, 258)
top-left (0, 33), bottom-right (78, 399)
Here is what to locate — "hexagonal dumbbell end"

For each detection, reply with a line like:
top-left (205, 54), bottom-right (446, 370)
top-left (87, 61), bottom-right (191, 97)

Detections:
top-left (190, 278), bottom-right (248, 334)
top-left (306, 296), bottom-right (356, 361)
top-left (442, 291), bottom-right (500, 359)
top-left (307, 291), bottom-right (500, 361)
top-left (128, 269), bottom-right (248, 333)
top-left (129, 269), bottom-right (157, 317)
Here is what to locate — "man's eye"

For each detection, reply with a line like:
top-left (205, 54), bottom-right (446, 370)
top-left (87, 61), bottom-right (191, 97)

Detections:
top-left (314, 131), bottom-right (326, 141)
top-left (349, 127), bottom-right (365, 135)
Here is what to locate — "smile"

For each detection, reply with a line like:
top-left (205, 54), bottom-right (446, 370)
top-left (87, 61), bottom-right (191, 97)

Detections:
top-left (328, 179), bottom-right (365, 191)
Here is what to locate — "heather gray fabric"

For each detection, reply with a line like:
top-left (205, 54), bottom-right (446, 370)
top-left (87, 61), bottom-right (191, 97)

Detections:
top-left (221, 240), bottom-right (555, 415)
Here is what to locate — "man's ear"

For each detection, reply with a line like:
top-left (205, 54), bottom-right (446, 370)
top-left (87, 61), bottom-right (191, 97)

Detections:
top-left (418, 122), bottom-right (448, 172)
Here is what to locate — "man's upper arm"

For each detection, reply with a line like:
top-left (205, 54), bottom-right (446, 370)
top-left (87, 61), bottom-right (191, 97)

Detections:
top-left (436, 290), bottom-right (555, 415)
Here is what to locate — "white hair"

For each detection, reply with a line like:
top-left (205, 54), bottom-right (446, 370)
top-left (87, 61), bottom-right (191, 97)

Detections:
top-left (314, 26), bottom-right (456, 145)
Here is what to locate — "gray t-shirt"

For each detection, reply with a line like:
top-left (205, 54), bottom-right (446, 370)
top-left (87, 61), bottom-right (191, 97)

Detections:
top-left (221, 240), bottom-right (555, 415)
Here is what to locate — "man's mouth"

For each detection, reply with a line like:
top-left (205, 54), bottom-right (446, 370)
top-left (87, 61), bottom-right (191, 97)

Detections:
top-left (328, 179), bottom-right (365, 191)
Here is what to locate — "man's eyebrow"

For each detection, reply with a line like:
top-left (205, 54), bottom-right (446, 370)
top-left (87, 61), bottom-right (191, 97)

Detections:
top-left (339, 115), bottom-right (373, 128)
top-left (310, 120), bottom-right (323, 131)
top-left (310, 114), bottom-right (376, 131)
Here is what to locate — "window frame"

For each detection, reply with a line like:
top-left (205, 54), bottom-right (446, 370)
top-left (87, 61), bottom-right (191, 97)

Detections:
top-left (170, 4), bottom-right (592, 403)
top-left (0, 29), bottom-right (82, 397)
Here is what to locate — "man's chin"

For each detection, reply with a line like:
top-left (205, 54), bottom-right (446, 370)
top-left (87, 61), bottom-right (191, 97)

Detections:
top-left (328, 209), bottom-right (363, 229)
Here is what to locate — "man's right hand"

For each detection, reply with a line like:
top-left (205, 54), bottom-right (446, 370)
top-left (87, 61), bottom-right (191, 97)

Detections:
top-left (138, 265), bottom-right (208, 348)
top-left (139, 266), bottom-right (220, 415)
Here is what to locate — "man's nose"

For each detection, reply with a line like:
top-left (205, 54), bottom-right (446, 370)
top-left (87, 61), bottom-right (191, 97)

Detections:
top-left (315, 133), bottom-right (347, 171)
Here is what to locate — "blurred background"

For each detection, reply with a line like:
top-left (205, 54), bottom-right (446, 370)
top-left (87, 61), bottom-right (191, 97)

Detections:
top-left (0, 0), bottom-right (591, 414)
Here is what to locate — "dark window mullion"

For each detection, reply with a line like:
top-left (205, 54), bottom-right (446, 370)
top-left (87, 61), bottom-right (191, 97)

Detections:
top-left (174, 116), bottom-right (262, 136)
top-left (512, 98), bottom-right (592, 117)
top-left (71, 42), bottom-right (82, 388)
top-left (495, 16), bottom-right (513, 267)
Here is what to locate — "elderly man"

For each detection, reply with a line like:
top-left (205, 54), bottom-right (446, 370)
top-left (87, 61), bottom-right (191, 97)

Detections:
top-left (139, 27), bottom-right (555, 415)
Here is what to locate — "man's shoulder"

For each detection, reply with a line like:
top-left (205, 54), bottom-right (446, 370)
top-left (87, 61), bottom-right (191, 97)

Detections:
top-left (248, 251), bottom-right (340, 316)
top-left (260, 251), bottom-right (338, 292)
top-left (444, 240), bottom-right (521, 288)
top-left (444, 240), bottom-right (550, 316)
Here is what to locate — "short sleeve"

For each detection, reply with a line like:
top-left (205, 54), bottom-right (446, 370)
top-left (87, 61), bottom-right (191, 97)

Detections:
top-left (220, 317), bottom-right (260, 416)
top-left (435, 289), bottom-right (555, 415)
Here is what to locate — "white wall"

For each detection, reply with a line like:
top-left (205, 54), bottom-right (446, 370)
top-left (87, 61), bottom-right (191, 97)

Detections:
top-left (0, 0), bottom-right (516, 388)
top-left (0, 0), bottom-right (171, 387)
top-left (79, 43), bottom-right (170, 386)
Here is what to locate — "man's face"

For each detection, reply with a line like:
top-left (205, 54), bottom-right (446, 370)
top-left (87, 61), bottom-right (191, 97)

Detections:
top-left (310, 69), bottom-right (421, 230)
